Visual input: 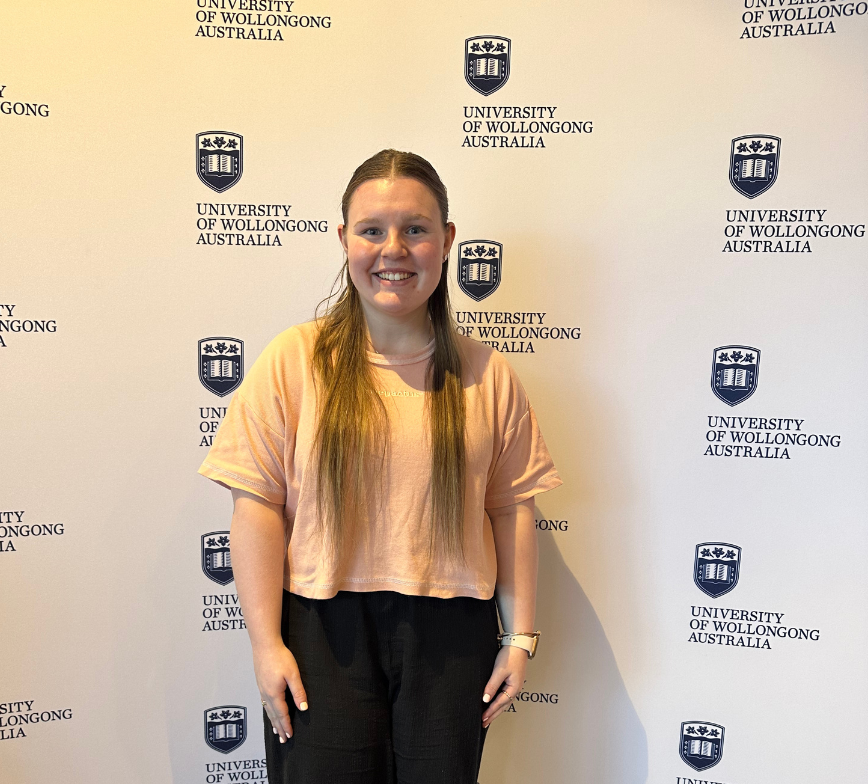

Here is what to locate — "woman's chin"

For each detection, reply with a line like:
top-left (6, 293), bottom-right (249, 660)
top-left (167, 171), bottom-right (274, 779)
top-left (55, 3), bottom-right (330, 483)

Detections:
top-left (366, 294), bottom-right (426, 318)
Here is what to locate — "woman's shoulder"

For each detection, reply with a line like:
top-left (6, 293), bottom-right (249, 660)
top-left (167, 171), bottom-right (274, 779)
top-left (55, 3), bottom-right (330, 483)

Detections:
top-left (258, 319), bottom-right (320, 361)
top-left (240, 320), bottom-right (320, 396)
top-left (456, 332), bottom-right (523, 387)
top-left (273, 318), bottom-right (319, 345)
top-left (456, 333), bottom-right (531, 431)
top-left (456, 331), bottom-right (492, 365)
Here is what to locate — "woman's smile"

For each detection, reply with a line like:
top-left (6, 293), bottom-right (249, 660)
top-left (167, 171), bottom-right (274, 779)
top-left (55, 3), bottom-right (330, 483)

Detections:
top-left (373, 269), bottom-right (416, 283)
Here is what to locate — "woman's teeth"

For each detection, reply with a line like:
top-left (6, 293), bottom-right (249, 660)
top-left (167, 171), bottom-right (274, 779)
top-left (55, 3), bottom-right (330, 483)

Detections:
top-left (376, 272), bottom-right (413, 281)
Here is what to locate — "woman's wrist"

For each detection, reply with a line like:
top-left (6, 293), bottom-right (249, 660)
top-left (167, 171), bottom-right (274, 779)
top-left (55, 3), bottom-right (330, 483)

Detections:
top-left (250, 634), bottom-right (288, 655)
top-left (498, 630), bottom-right (541, 659)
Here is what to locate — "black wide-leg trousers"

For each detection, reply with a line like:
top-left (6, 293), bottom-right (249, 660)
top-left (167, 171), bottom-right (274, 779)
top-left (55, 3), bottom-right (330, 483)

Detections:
top-left (264, 589), bottom-right (501, 784)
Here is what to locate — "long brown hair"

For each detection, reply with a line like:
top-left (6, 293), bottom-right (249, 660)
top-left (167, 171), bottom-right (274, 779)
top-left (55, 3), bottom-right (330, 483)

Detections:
top-left (311, 149), bottom-right (467, 566)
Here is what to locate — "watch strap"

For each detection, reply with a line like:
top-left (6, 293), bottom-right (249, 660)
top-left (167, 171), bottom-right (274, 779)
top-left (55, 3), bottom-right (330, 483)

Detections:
top-left (497, 631), bottom-right (541, 659)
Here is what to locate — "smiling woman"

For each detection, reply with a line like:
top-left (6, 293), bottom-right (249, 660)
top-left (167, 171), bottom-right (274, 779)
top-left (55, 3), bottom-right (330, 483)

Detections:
top-left (322, 156), bottom-right (462, 564)
top-left (339, 177), bottom-right (454, 330)
top-left (198, 149), bottom-right (562, 784)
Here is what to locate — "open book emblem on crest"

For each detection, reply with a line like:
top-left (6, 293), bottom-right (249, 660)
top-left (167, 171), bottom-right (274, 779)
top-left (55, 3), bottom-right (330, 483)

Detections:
top-left (465, 37), bottom-right (510, 96)
top-left (680, 722), bottom-right (724, 771)
top-left (694, 542), bottom-right (741, 598)
top-left (197, 132), bottom-right (243, 192)
top-left (458, 240), bottom-right (502, 301)
top-left (202, 531), bottom-right (233, 586)
top-left (711, 345), bottom-right (760, 406)
top-left (730, 135), bottom-right (780, 198)
top-left (199, 337), bottom-right (244, 397)
top-left (205, 706), bottom-right (246, 754)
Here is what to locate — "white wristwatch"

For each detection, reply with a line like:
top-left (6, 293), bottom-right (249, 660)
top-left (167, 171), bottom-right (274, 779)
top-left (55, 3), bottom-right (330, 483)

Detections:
top-left (497, 630), bottom-right (541, 659)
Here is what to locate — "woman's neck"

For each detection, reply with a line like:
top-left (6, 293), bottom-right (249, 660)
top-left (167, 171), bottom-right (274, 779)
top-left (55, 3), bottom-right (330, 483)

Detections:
top-left (362, 304), bottom-right (433, 356)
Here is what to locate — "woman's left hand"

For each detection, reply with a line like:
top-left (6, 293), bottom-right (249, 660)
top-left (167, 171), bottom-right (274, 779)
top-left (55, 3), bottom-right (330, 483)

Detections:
top-left (481, 644), bottom-right (528, 728)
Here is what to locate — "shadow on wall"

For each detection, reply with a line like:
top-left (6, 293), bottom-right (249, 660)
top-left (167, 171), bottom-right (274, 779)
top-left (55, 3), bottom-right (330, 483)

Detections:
top-left (480, 520), bottom-right (648, 784)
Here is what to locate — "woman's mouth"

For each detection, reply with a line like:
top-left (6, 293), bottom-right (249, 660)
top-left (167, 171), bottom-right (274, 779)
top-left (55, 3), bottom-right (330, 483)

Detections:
top-left (374, 271), bottom-right (415, 281)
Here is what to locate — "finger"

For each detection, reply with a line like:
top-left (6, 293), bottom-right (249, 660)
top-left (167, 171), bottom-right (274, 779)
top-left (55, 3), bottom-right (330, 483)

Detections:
top-left (262, 699), bottom-right (288, 743)
top-left (483, 706), bottom-right (506, 728)
top-left (483, 697), bottom-right (514, 727)
top-left (270, 693), bottom-right (294, 741)
top-left (482, 691), bottom-right (513, 724)
top-left (482, 671), bottom-right (506, 704)
top-left (285, 671), bottom-right (309, 713)
top-left (261, 700), bottom-right (284, 742)
top-left (261, 692), bottom-right (292, 742)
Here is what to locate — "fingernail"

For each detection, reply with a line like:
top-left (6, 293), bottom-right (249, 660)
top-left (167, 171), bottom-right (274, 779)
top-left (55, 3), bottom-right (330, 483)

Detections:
top-left (272, 728), bottom-right (277, 734)
top-left (300, 701), bottom-right (308, 711)
top-left (482, 694), bottom-right (491, 703)
top-left (279, 736), bottom-right (285, 744)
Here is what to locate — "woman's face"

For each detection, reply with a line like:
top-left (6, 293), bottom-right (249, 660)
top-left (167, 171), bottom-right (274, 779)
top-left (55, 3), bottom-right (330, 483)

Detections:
top-left (339, 177), bottom-right (455, 323)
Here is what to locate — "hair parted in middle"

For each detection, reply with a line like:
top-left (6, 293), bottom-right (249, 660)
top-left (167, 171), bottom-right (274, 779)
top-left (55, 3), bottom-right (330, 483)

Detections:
top-left (311, 149), bottom-right (467, 567)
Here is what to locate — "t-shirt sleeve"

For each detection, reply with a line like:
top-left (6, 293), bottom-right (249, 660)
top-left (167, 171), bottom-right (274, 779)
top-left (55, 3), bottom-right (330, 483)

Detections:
top-left (484, 362), bottom-right (563, 509)
top-left (197, 336), bottom-right (290, 505)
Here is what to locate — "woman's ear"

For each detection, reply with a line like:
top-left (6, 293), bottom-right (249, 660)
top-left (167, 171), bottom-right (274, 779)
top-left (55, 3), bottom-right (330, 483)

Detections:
top-left (444, 222), bottom-right (457, 257)
top-left (337, 223), bottom-right (348, 253)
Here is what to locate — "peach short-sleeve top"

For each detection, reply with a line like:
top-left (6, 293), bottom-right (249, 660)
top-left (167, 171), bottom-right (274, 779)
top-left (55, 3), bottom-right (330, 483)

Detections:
top-left (198, 320), bottom-right (562, 600)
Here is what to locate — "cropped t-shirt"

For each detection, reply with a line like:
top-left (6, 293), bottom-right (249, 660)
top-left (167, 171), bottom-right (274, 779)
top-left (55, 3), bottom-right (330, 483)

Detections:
top-left (198, 320), bottom-right (562, 600)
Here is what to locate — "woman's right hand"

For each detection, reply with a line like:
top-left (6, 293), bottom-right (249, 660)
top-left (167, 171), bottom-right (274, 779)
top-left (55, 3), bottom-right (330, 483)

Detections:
top-left (254, 643), bottom-right (309, 743)
top-left (228, 489), bottom-right (306, 743)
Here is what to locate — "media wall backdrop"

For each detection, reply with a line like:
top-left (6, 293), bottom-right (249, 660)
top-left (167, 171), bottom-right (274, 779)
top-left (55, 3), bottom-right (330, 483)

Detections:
top-left (2, 1), bottom-right (867, 782)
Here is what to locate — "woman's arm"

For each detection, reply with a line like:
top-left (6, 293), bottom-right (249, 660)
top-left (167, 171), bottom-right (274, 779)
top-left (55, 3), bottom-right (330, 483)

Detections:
top-left (481, 496), bottom-right (538, 728)
top-left (230, 487), bottom-right (308, 742)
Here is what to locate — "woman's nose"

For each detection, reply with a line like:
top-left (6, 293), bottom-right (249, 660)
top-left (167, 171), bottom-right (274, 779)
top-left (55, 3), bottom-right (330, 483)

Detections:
top-left (382, 230), bottom-right (407, 258)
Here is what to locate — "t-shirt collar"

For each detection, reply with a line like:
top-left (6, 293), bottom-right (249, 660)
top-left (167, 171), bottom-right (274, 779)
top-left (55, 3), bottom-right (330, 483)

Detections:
top-left (366, 337), bottom-right (435, 367)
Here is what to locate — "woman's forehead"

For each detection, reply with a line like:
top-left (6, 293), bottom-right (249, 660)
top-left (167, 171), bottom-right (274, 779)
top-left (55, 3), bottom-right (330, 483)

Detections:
top-left (348, 177), bottom-right (439, 218)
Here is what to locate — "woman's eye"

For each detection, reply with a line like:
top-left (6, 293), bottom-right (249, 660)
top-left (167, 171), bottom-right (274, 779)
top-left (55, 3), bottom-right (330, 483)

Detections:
top-left (407, 226), bottom-right (425, 235)
top-left (362, 228), bottom-right (381, 236)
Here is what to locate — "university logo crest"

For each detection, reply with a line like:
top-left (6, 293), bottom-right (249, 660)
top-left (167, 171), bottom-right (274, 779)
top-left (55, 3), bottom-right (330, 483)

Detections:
top-left (694, 542), bottom-right (741, 598)
top-left (458, 240), bottom-right (502, 301)
top-left (204, 706), bottom-right (246, 754)
top-left (680, 722), bottom-right (724, 771)
top-left (729, 134), bottom-right (780, 199)
top-left (199, 337), bottom-right (243, 397)
top-left (202, 531), bottom-right (233, 586)
top-left (197, 132), bottom-right (243, 192)
top-left (465, 37), bottom-right (511, 96)
top-left (711, 345), bottom-right (760, 406)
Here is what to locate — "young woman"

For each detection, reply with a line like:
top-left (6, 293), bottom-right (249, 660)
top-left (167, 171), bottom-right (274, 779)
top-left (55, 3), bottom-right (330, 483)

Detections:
top-left (199, 149), bottom-right (562, 783)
